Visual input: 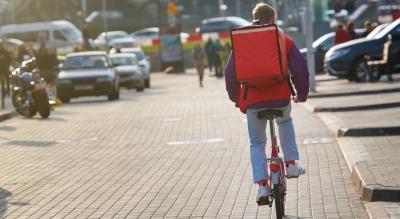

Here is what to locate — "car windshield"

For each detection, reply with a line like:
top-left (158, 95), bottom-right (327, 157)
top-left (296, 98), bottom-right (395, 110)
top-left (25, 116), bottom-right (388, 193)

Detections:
top-left (63, 55), bottom-right (109, 70)
top-left (132, 51), bottom-right (144, 61)
top-left (313, 33), bottom-right (334, 48)
top-left (374, 20), bottom-right (400, 39)
top-left (111, 56), bottom-right (137, 66)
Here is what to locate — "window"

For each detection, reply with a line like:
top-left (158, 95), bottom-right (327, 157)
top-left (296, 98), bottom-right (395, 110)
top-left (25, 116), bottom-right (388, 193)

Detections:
top-left (54, 30), bottom-right (67, 41)
top-left (63, 55), bottom-right (109, 70)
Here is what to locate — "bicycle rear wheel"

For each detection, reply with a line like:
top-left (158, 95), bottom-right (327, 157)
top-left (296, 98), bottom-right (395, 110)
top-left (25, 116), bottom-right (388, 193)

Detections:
top-left (273, 184), bottom-right (285, 219)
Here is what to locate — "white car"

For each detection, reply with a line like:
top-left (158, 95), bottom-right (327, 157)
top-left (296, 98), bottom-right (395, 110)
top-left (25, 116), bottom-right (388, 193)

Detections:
top-left (93, 31), bottom-right (135, 49)
top-left (109, 53), bottom-right (145, 91)
top-left (130, 27), bottom-right (189, 46)
top-left (110, 47), bottom-right (151, 88)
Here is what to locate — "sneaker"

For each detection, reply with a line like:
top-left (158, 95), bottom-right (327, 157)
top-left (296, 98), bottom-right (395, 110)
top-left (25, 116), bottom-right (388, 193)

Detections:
top-left (286, 163), bottom-right (306, 178)
top-left (256, 185), bottom-right (269, 206)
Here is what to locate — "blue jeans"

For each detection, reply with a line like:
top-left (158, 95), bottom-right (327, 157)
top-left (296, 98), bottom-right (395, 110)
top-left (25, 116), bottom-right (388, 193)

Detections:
top-left (246, 103), bottom-right (299, 183)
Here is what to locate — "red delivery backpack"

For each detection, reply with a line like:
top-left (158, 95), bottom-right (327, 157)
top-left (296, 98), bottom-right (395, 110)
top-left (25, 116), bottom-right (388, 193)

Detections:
top-left (230, 24), bottom-right (296, 113)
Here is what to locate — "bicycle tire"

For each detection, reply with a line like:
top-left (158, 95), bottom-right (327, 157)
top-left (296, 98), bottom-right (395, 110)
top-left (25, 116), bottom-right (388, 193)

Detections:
top-left (273, 184), bottom-right (285, 219)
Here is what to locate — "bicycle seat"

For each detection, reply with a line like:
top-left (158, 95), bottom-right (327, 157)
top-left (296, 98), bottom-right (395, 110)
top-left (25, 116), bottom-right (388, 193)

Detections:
top-left (257, 109), bottom-right (283, 120)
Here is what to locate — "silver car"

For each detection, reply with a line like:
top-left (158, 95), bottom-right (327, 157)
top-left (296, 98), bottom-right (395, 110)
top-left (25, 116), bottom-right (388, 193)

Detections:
top-left (109, 53), bottom-right (145, 92)
top-left (110, 47), bottom-right (151, 88)
top-left (56, 51), bottom-right (120, 103)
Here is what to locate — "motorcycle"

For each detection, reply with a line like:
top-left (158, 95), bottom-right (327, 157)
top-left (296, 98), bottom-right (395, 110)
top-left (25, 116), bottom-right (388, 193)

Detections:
top-left (10, 58), bottom-right (52, 119)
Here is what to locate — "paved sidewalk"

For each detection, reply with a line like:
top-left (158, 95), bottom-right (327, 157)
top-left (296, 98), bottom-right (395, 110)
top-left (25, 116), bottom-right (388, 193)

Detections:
top-left (0, 70), bottom-right (367, 218)
top-left (306, 75), bottom-right (400, 217)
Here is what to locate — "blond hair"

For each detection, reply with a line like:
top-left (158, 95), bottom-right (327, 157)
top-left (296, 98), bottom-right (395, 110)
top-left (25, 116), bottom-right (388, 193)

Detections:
top-left (252, 3), bottom-right (275, 23)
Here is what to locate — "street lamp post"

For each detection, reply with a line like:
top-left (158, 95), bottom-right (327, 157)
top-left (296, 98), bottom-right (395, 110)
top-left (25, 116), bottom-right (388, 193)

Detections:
top-left (304, 0), bottom-right (316, 92)
top-left (81, 0), bottom-right (87, 22)
top-left (102, 0), bottom-right (108, 52)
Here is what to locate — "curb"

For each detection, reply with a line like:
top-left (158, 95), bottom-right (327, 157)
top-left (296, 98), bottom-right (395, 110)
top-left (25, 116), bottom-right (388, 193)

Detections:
top-left (352, 161), bottom-right (400, 202)
top-left (0, 110), bottom-right (17, 122)
top-left (313, 102), bottom-right (400, 112)
top-left (338, 126), bottom-right (400, 137)
top-left (309, 87), bottom-right (400, 99)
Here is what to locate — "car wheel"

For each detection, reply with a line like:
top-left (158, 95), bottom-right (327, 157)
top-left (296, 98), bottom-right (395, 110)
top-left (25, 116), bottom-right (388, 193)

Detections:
top-left (108, 86), bottom-right (120, 101)
top-left (145, 78), bottom-right (150, 88)
top-left (368, 65), bottom-right (382, 82)
top-left (351, 58), bottom-right (370, 82)
top-left (59, 96), bottom-right (70, 103)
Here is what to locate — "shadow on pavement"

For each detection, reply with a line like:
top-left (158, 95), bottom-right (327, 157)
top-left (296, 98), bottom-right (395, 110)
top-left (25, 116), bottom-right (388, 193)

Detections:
top-left (0, 125), bottom-right (16, 132)
top-left (0, 188), bottom-right (11, 218)
top-left (7, 140), bottom-right (58, 147)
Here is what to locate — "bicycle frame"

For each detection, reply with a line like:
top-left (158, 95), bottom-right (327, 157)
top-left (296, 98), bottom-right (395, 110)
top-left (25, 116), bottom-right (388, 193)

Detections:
top-left (265, 118), bottom-right (287, 206)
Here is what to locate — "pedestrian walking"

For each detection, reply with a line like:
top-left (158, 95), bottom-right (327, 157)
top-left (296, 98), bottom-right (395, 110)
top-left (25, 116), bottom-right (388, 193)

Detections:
top-left (82, 23), bottom-right (91, 50)
top-left (213, 39), bottom-right (223, 78)
top-left (334, 23), bottom-right (352, 45)
top-left (17, 45), bottom-right (33, 64)
top-left (0, 42), bottom-right (11, 96)
top-left (204, 38), bottom-right (215, 73)
top-left (220, 42), bottom-right (231, 70)
top-left (225, 3), bottom-right (309, 205)
top-left (361, 21), bottom-right (373, 37)
top-left (192, 43), bottom-right (206, 87)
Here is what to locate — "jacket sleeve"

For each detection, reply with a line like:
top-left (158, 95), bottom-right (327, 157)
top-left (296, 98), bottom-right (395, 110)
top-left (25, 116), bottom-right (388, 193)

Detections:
top-left (225, 52), bottom-right (239, 104)
top-left (287, 43), bottom-right (309, 101)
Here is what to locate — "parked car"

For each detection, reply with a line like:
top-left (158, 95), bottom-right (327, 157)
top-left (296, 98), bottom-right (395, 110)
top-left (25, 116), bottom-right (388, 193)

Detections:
top-left (301, 33), bottom-right (335, 73)
top-left (325, 19), bottom-right (400, 81)
top-left (109, 53), bottom-right (145, 91)
top-left (300, 29), bottom-right (365, 73)
top-left (93, 31), bottom-right (134, 49)
top-left (130, 27), bottom-right (189, 46)
top-left (195, 16), bottom-right (252, 34)
top-left (0, 20), bottom-right (83, 52)
top-left (56, 51), bottom-right (120, 102)
top-left (110, 47), bottom-right (150, 88)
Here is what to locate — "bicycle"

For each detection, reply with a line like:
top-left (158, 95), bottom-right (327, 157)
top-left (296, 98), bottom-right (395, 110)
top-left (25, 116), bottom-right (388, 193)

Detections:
top-left (257, 109), bottom-right (287, 219)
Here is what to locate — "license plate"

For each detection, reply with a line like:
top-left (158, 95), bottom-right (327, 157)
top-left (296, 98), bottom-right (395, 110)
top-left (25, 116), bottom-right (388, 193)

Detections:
top-left (74, 85), bottom-right (94, 91)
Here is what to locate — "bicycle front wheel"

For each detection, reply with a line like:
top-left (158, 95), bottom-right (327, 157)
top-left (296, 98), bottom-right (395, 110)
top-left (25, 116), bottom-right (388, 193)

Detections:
top-left (273, 184), bottom-right (285, 219)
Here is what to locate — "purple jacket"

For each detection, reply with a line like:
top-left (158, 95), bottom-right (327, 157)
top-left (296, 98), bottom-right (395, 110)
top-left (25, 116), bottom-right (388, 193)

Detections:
top-left (225, 43), bottom-right (309, 109)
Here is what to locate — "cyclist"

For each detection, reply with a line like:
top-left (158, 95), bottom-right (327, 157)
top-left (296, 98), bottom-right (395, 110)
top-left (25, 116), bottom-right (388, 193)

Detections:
top-left (225, 3), bottom-right (309, 205)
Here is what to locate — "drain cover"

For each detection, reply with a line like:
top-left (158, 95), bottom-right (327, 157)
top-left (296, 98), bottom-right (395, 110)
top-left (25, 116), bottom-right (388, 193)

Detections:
top-left (303, 138), bottom-right (335, 145)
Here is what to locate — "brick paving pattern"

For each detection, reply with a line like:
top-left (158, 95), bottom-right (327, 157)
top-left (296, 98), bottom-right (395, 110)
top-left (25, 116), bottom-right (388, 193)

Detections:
top-left (0, 71), bottom-right (367, 218)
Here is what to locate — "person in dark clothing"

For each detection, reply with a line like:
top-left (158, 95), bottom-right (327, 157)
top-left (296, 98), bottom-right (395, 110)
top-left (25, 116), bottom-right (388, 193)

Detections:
top-left (82, 23), bottom-right (91, 50)
top-left (361, 21), bottom-right (373, 37)
top-left (0, 43), bottom-right (11, 95)
top-left (213, 39), bottom-right (223, 78)
top-left (36, 47), bottom-right (59, 83)
top-left (204, 38), bottom-right (215, 73)
top-left (17, 45), bottom-right (33, 64)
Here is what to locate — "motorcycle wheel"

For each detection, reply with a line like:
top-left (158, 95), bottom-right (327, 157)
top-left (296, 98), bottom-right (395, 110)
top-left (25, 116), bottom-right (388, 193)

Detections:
top-left (36, 93), bottom-right (50, 119)
top-left (12, 91), bottom-right (36, 117)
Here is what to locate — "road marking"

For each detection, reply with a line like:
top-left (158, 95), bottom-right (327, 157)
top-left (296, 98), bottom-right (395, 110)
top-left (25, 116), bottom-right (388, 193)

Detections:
top-left (167, 138), bottom-right (224, 145)
top-left (303, 137), bottom-right (335, 145)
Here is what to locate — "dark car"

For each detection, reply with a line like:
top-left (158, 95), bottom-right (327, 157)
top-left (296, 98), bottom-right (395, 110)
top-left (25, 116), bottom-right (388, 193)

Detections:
top-left (325, 20), bottom-right (400, 81)
top-left (195, 16), bottom-right (251, 34)
top-left (56, 51), bottom-right (120, 103)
